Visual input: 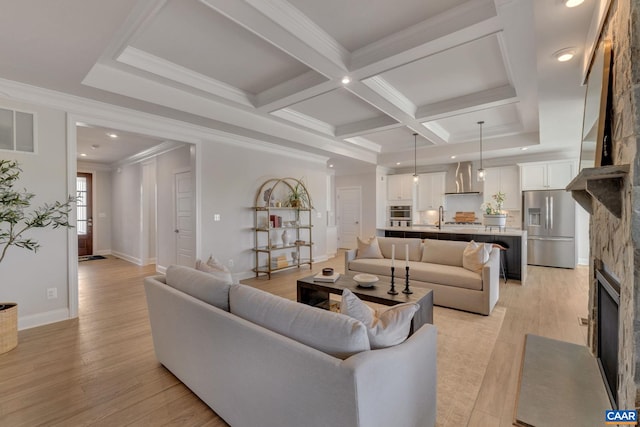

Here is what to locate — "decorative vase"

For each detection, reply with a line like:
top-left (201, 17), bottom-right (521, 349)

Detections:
top-left (282, 229), bottom-right (290, 246)
top-left (483, 214), bottom-right (507, 228)
top-left (0, 303), bottom-right (18, 354)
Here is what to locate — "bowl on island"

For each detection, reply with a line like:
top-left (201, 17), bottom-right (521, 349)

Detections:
top-left (353, 273), bottom-right (379, 288)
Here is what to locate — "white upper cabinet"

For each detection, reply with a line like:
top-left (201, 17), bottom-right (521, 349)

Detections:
top-left (483, 166), bottom-right (521, 210)
top-left (520, 160), bottom-right (577, 191)
top-left (387, 174), bottom-right (414, 201)
top-left (417, 172), bottom-right (446, 211)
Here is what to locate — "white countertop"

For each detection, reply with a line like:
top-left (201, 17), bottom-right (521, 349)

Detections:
top-left (379, 225), bottom-right (527, 237)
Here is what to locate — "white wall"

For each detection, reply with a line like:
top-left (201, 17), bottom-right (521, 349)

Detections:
top-left (198, 141), bottom-right (328, 277)
top-left (0, 98), bottom-right (70, 328)
top-left (111, 163), bottom-right (142, 263)
top-left (576, 203), bottom-right (590, 265)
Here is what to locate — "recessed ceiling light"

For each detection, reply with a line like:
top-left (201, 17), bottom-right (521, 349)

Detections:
top-left (564, 0), bottom-right (584, 7)
top-left (396, 162), bottom-right (401, 165)
top-left (554, 48), bottom-right (576, 62)
top-left (341, 76), bottom-right (351, 84)
top-left (107, 132), bottom-right (118, 139)
top-left (328, 164), bottom-right (334, 168)
top-left (521, 147), bottom-right (529, 151)
top-left (80, 153), bottom-right (87, 157)
top-left (450, 155), bottom-right (456, 159)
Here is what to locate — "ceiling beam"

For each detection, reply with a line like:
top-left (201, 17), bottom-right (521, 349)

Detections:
top-left (336, 116), bottom-right (400, 139)
top-left (416, 85), bottom-right (518, 122)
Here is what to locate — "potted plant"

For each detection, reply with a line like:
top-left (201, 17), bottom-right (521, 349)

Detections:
top-left (287, 179), bottom-right (313, 209)
top-left (0, 160), bottom-right (75, 354)
top-left (482, 191), bottom-right (507, 228)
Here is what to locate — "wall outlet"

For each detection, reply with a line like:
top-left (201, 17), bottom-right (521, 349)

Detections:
top-left (213, 214), bottom-right (221, 221)
top-left (46, 288), bottom-right (57, 300)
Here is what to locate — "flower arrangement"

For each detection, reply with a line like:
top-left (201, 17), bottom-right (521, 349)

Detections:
top-left (482, 191), bottom-right (506, 215)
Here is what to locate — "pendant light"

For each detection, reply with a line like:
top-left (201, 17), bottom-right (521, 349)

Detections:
top-left (412, 133), bottom-right (418, 183)
top-left (477, 121), bottom-right (485, 182)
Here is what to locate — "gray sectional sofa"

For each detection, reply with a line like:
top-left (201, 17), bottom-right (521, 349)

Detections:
top-left (144, 265), bottom-right (437, 427)
top-left (345, 237), bottom-right (500, 315)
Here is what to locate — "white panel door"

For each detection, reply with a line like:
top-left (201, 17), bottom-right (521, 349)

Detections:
top-left (175, 171), bottom-right (194, 266)
top-left (337, 187), bottom-right (361, 249)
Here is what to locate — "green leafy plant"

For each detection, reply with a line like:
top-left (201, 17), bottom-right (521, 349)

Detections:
top-left (0, 160), bottom-right (75, 263)
top-left (287, 180), bottom-right (313, 209)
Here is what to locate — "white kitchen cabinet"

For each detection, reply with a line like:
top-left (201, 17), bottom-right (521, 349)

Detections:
top-left (387, 174), bottom-right (414, 201)
top-left (520, 160), bottom-right (576, 191)
top-left (484, 166), bottom-right (521, 210)
top-left (417, 172), bottom-right (446, 211)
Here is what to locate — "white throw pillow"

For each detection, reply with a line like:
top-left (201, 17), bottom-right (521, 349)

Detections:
top-left (462, 240), bottom-right (491, 273)
top-left (355, 236), bottom-right (384, 259)
top-left (341, 289), bottom-right (419, 349)
top-left (206, 255), bottom-right (230, 272)
top-left (195, 258), bottom-right (233, 283)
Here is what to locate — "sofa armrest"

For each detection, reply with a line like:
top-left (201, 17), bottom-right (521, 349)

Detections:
top-left (344, 249), bottom-right (357, 272)
top-left (345, 324), bottom-right (437, 427)
top-left (481, 248), bottom-right (500, 314)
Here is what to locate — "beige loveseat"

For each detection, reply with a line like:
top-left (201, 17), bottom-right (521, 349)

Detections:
top-left (145, 265), bottom-right (437, 427)
top-left (346, 237), bottom-right (499, 315)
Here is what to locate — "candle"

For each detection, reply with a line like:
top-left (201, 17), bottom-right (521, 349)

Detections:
top-left (391, 244), bottom-right (395, 268)
top-left (405, 244), bottom-right (409, 266)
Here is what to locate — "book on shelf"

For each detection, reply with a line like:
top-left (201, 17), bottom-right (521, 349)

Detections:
top-left (313, 272), bottom-right (340, 283)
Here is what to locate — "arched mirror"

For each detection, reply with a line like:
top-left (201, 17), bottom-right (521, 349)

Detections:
top-left (580, 39), bottom-right (612, 170)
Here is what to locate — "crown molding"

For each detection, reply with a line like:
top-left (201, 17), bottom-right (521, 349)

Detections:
top-left (113, 140), bottom-right (186, 168)
top-left (271, 108), bottom-right (334, 136)
top-left (0, 77), bottom-right (336, 165)
top-left (343, 136), bottom-right (383, 153)
top-left (117, 46), bottom-right (255, 107)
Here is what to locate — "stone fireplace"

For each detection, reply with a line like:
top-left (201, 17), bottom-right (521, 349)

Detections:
top-left (585, 0), bottom-right (640, 410)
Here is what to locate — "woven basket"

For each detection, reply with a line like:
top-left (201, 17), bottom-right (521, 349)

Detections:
top-left (0, 303), bottom-right (18, 354)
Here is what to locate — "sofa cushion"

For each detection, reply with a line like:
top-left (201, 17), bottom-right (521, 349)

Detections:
top-left (421, 239), bottom-right (467, 267)
top-left (378, 237), bottom-right (422, 261)
top-left (348, 258), bottom-right (395, 277)
top-left (229, 284), bottom-right (370, 359)
top-left (356, 236), bottom-right (383, 259)
top-left (409, 262), bottom-right (483, 291)
top-left (462, 241), bottom-right (491, 273)
top-left (165, 265), bottom-right (231, 311)
top-left (341, 289), bottom-right (419, 349)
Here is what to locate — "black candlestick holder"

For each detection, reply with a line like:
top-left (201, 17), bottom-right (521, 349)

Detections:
top-left (403, 265), bottom-right (413, 294)
top-left (388, 266), bottom-right (398, 295)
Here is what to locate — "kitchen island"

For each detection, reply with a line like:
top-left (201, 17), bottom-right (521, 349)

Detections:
top-left (377, 226), bottom-right (527, 283)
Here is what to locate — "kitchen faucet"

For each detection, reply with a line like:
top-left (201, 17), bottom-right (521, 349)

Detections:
top-left (438, 205), bottom-right (444, 230)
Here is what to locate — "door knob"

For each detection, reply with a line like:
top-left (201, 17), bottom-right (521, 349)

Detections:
top-left (355, 221), bottom-right (359, 224)
top-left (174, 229), bottom-right (179, 233)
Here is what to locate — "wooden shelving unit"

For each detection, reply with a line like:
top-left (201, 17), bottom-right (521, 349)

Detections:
top-left (253, 178), bottom-right (313, 279)
top-left (566, 164), bottom-right (629, 218)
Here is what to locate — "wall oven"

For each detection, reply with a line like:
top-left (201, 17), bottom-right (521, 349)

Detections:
top-left (388, 205), bottom-right (412, 227)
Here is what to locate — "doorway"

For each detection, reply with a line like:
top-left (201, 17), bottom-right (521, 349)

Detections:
top-left (76, 172), bottom-right (93, 256)
top-left (174, 169), bottom-right (195, 266)
top-left (337, 187), bottom-right (362, 249)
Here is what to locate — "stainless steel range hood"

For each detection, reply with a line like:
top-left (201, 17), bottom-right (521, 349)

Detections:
top-left (444, 162), bottom-right (482, 195)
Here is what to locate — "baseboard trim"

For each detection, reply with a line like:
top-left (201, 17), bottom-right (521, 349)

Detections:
top-left (19, 308), bottom-right (71, 330)
top-left (95, 250), bottom-right (112, 256)
top-left (111, 251), bottom-right (142, 266)
top-left (578, 257), bottom-right (589, 266)
top-left (156, 264), bottom-right (168, 274)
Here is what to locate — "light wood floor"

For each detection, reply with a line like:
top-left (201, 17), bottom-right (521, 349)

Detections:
top-left (0, 253), bottom-right (588, 426)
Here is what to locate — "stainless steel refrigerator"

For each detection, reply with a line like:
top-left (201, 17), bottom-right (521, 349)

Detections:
top-left (524, 190), bottom-right (576, 268)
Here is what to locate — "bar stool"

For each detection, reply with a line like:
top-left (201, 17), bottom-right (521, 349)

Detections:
top-left (489, 241), bottom-right (509, 283)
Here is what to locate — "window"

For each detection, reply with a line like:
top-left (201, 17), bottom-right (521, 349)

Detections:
top-left (0, 107), bottom-right (35, 153)
top-left (76, 176), bottom-right (88, 235)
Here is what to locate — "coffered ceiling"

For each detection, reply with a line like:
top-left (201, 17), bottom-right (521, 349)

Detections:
top-left (0, 0), bottom-right (597, 171)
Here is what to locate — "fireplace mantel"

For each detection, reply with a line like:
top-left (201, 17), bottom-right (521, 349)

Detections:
top-left (566, 164), bottom-right (629, 218)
